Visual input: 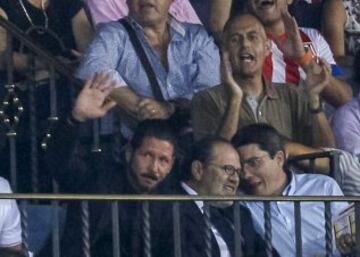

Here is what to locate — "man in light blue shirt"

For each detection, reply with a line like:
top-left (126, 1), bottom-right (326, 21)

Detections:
top-left (76, 0), bottom-right (220, 137)
top-left (232, 123), bottom-right (348, 257)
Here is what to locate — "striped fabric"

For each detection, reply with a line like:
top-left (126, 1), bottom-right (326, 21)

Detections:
top-left (323, 149), bottom-right (360, 196)
top-left (263, 27), bottom-right (338, 85)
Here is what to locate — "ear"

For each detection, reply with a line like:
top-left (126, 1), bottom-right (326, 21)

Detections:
top-left (191, 160), bottom-right (204, 182)
top-left (274, 150), bottom-right (286, 167)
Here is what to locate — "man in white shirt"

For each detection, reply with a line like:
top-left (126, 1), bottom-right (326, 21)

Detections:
top-left (0, 177), bottom-right (23, 253)
top-left (232, 123), bottom-right (348, 257)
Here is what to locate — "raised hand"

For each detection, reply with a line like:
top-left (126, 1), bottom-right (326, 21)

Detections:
top-left (71, 72), bottom-right (117, 122)
top-left (221, 50), bottom-right (243, 100)
top-left (136, 98), bottom-right (175, 121)
top-left (305, 59), bottom-right (330, 109)
top-left (272, 11), bottom-right (305, 61)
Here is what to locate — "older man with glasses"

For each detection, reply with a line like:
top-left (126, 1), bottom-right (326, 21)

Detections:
top-left (233, 123), bottom-right (348, 257)
top-left (149, 137), bottom-right (279, 257)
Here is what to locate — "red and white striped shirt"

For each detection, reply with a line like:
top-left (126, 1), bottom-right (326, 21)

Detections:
top-left (263, 27), bottom-right (337, 85)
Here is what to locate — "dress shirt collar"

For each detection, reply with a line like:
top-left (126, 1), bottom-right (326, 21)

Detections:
top-left (126, 16), bottom-right (186, 39)
top-left (263, 79), bottom-right (279, 100)
top-left (282, 170), bottom-right (296, 196)
top-left (181, 182), bottom-right (204, 213)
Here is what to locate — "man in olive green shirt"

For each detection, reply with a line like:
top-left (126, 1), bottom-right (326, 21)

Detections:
top-left (191, 13), bottom-right (335, 155)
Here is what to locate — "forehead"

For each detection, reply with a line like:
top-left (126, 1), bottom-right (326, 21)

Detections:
top-left (227, 15), bottom-right (266, 37)
top-left (210, 143), bottom-right (240, 164)
top-left (137, 137), bottom-right (174, 155)
top-left (237, 144), bottom-right (265, 158)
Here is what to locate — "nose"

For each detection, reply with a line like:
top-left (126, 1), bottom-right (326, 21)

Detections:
top-left (241, 166), bottom-right (253, 180)
top-left (149, 158), bottom-right (161, 177)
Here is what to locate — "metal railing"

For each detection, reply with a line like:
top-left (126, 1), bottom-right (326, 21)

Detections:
top-left (0, 194), bottom-right (359, 257)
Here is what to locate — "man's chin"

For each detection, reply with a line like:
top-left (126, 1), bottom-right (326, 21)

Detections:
top-left (211, 200), bottom-right (234, 208)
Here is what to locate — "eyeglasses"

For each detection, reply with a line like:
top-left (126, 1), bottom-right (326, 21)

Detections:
top-left (207, 163), bottom-right (241, 176)
top-left (240, 154), bottom-right (269, 171)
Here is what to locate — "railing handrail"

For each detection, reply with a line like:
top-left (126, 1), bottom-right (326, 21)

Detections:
top-left (0, 16), bottom-right (79, 84)
top-left (0, 193), bottom-right (358, 201)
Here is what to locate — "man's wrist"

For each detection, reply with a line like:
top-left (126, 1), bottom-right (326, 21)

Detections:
top-left (68, 111), bottom-right (86, 125)
top-left (308, 98), bottom-right (323, 114)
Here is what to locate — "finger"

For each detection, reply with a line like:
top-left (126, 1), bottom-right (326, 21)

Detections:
top-left (93, 72), bottom-right (111, 90)
top-left (83, 73), bottom-right (97, 90)
top-left (137, 98), bottom-right (155, 109)
top-left (102, 80), bottom-right (117, 96)
top-left (102, 100), bottom-right (117, 113)
top-left (70, 49), bottom-right (82, 58)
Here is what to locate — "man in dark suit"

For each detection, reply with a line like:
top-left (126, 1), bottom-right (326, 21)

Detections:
top-left (39, 73), bottom-right (178, 257)
top-left (151, 138), bottom-right (279, 257)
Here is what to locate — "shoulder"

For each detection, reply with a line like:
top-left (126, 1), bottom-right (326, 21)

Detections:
top-left (294, 173), bottom-right (342, 194)
top-left (192, 85), bottom-right (226, 109)
top-left (333, 98), bottom-right (360, 120)
top-left (0, 177), bottom-right (12, 193)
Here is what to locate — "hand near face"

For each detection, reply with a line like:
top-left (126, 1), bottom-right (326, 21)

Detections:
top-left (272, 11), bottom-right (305, 61)
top-left (221, 50), bottom-right (243, 100)
top-left (305, 58), bottom-right (330, 108)
top-left (137, 98), bottom-right (175, 121)
top-left (72, 72), bottom-right (117, 122)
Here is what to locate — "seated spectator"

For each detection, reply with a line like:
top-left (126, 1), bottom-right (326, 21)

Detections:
top-left (192, 14), bottom-right (335, 156)
top-left (150, 137), bottom-right (279, 257)
top-left (331, 92), bottom-right (360, 156)
top-left (38, 73), bottom-right (178, 257)
top-left (76, 0), bottom-right (220, 139)
top-left (85, 0), bottom-right (201, 26)
top-left (233, 123), bottom-right (348, 257)
top-left (0, 177), bottom-right (23, 253)
top-left (245, 0), bottom-right (352, 108)
top-left (0, 0), bottom-right (93, 72)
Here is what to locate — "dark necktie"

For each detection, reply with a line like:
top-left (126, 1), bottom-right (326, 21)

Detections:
top-left (210, 206), bottom-right (236, 257)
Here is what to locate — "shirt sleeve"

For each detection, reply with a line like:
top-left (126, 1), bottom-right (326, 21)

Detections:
top-left (191, 26), bottom-right (221, 92)
top-left (75, 22), bottom-right (127, 87)
top-left (62, 0), bottom-right (84, 20)
top-left (0, 178), bottom-right (22, 247)
top-left (331, 101), bottom-right (360, 155)
top-left (191, 89), bottom-right (223, 141)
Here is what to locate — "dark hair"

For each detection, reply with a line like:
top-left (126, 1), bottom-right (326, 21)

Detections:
top-left (0, 249), bottom-right (27, 257)
top-left (130, 119), bottom-right (177, 153)
top-left (181, 137), bottom-right (232, 181)
top-left (232, 123), bottom-right (285, 158)
top-left (222, 13), bottom-right (264, 44)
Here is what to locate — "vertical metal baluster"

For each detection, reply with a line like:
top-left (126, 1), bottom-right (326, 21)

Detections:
top-left (325, 201), bottom-right (333, 257)
top-left (173, 201), bottom-right (182, 257)
top-left (20, 201), bottom-right (29, 254)
top-left (5, 33), bottom-right (17, 191)
top-left (294, 201), bottom-right (302, 257)
top-left (203, 202), bottom-right (212, 257)
top-left (309, 159), bottom-right (315, 171)
top-left (264, 201), bottom-right (273, 257)
top-left (142, 201), bottom-right (151, 257)
top-left (8, 134), bottom-right (17, 191)
top-left (52, 200), bottom-right (60, 257)
top-left (112, 201), bottom-right (120, 257)
top-left (91, 119), bottom-right (101, 153)
top-left (6, 29), bottom-right (14, 84)
top-left (233, 201), bottom-right (243, 257)
top-left (41, 65), bottom-right (59, 150)
top-left (81, 201), bottom-right (91, 257)
top-left (28, 54), bottom-right (39, 194)
top-left (354, 202), bottom-right (360, 257)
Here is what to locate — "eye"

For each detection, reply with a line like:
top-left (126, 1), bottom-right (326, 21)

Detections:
top-left (159, 157), bottom-right (170, 165)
